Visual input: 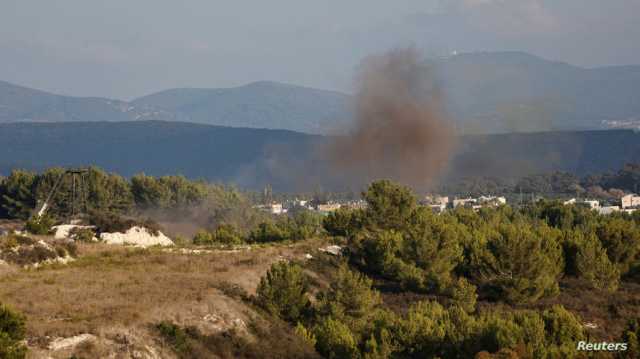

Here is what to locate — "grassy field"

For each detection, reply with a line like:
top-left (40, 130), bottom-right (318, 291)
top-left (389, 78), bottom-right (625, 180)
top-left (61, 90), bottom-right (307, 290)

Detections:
top-left (0, 239), bottom-right (323, 358)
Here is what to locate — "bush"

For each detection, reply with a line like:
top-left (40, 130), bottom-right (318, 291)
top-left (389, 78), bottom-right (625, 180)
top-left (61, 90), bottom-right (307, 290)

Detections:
top-left (248, 222), bottom-right (290, 243)
top-left (469, 220), bottom-right (563, 304)
top-left (192, 230), bottom-right (214, 245)
top-left (313, 318), bottom-right (360, 359)
top-left (69, 227), bottom-right (96, 242)
top-left (256, 262), bottom-right (310, 322)
top-left (317, 265), bottom-right (381, 324)
top-left (0, 303), bottom-right (27, 359)
top-left (24, 215), bottom-right (54, 235)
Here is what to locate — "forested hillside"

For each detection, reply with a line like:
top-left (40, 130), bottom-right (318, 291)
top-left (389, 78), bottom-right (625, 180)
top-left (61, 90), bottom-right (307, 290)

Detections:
top-left (2, 121), bottom-right (640, 190)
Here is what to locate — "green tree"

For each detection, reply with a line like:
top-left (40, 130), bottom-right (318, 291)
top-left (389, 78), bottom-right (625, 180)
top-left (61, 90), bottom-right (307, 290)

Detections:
top-left (130, 174), bottom-right (172, 209)
top-left (0, 170), bottom-right (37, 220)
top-left (569, 231), bottom-right (620, 291)
top-left (318, 265), bottom-right (381, 325)
top-left (597, 217), bottom-right (640, 275)
top-left (323, 208), bottom-right (362, 237)
top-left (470, 221), bottom-right (563, 304)
top-left (256, 262), bottom-right (310, 322)
top-left (363, 180), bottom-right (416, 231)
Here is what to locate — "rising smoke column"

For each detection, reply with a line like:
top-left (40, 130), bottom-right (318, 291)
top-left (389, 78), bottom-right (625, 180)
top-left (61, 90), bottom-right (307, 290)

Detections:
top-left (328, 48), bottom-right (455, 189)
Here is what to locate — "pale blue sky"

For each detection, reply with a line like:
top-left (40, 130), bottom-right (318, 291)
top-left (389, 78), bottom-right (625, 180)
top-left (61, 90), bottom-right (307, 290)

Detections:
top-left (1, 0), bottom-right (638, 99)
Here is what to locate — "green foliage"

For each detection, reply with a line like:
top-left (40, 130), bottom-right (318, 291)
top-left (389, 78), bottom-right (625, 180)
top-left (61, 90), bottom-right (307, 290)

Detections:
top-left (363, 180), bottom-right (416, 231)
top-left (564, 230), bottom-right (620, 291)
top-left (621, 318), bottom-right (640, 358)
top-left (256, 262), bottom-right (310, 323)
top-left (193, 224), bottom-right (243, 245)
top-left (69, 227), bottom-right (96, 242)
top-left (541, 305), bottom-right (585, 348)
top-left (0, 170), bottom-right (37, 220)
top-left (295, 322), bottom-right (317, 347)
top-left (469, 220), bottom-right (563, 304)
top-left (24, 215), bottom-right (54, 235)
top-left (156, 321), bottom-right (191, 355)
top-left (0, 303), bottom-right (27, 359)
top-left (318, 266), bottom-right (381, 325)
top-left (249, 221), bottom-right (290, 243)
top-left (323, 208), bottom-right (362, 237)
top-left (447, 277), bottom-right (478, 313)
top-left (313, 318), bottom-right (360, 359)
top-left (597, 217), bottom-right (640, 275)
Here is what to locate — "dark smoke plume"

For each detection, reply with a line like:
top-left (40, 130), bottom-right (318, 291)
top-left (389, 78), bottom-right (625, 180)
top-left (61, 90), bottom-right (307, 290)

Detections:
top-left (327, 48), bottom-right (455, 189)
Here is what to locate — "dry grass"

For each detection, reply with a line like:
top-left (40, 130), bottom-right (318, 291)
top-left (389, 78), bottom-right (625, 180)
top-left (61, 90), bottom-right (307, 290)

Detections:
top-left (0, 240), bottom-right (318, 344)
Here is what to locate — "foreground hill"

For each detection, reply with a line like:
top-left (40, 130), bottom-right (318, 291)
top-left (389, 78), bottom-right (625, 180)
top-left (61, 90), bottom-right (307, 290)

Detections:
top-left (2, 121), bottom-right (640, 190)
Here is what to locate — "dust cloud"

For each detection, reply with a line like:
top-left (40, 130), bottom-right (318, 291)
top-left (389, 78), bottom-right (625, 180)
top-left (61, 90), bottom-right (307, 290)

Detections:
top-left (326, 48), bottom-right (455, 189)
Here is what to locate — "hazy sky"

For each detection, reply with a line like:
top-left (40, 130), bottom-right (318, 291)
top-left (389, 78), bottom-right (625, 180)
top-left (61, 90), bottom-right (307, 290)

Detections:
top-left (1, 0), bottom-right (638, 99)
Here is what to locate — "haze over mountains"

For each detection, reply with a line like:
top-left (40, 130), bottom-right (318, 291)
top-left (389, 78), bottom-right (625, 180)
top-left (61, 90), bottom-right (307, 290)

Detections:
top-left (2, 52), bottom-right (640, 134)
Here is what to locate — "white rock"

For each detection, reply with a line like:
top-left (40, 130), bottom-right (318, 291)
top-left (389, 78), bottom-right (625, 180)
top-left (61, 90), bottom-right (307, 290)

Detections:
top-left (319, 245), bottom-right (343, 256)
top-left (48, 334), bottom-right (96, 351)
top-left (100, 226), bottom-right (173, 247)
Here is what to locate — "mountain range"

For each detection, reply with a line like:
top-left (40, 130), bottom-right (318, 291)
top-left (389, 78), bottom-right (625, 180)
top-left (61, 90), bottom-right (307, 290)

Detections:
top-left (2, 121), bottom-right (640, 190)
top-left (1, 52), bottom-right (640, 134)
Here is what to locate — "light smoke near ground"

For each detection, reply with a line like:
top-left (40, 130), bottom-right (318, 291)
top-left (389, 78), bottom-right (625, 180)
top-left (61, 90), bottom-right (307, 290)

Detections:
top-left (326, 48), bottom-right (455, 189)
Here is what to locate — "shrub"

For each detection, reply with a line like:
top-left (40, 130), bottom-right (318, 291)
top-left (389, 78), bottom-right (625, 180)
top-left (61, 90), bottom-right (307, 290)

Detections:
top-left (256, 262), bottom-right (310, 322)
top-left (469, 221), bottom-right (563, 304)
top-left (317, 265), bottom-right (381, 324)
top-left (323, 208), bottom-right (361, 237)
top-left (0, 303), bottom-right (27, 359)
top-left (192, 230), bottom-right (214, 245)
top-left (24, 215), bottom-right (54, 235)
top-left (313, 318), bottom-right (360, 359)
top-left (69, 227), bottom-right (96, 242)
top-left (248, 222), bottom-right (289, 243)
top-left (447, 277), bottom-right (478, 313)
top-left (211, 224), bottom-right (243, 245)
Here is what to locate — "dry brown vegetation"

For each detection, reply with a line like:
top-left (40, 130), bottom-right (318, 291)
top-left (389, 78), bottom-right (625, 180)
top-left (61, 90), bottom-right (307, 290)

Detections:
top-left (0, 238), bottom-right (324, 358)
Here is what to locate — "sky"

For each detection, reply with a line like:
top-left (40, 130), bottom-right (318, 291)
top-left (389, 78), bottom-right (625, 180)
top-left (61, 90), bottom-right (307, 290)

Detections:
top-left (1, 0), bottom-right (638, 99)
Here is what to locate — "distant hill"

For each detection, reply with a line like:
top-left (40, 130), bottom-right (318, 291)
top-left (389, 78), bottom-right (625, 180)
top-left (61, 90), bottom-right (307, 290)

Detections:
top-left (437, 52), bottom-right (640, 133)
top-left (2, 121), bottom-right (640, 190)
top-left (132, 81), bottom-right (351, 134)
top-left (0, 80), bottom-right (177, 124)
top-left (1, 52), bottom-right (640, 134)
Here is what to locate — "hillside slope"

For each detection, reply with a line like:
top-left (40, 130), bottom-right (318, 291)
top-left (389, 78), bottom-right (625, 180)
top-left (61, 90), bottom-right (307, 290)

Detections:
top-left (437, 52), bottom-right (640, 132)
top-left (132, 81), bottom-right (351, 134)
top-left (2, 121), bottom-right (640, 190)
top-left (0, 80), bottom-right (176, 123)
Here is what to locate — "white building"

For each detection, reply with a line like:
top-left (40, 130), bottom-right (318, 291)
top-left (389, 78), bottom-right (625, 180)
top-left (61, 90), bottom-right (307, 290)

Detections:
top-left (621, 194), bottom-right (640, 209)
top-left (598, 206), bottom-right (620, 215)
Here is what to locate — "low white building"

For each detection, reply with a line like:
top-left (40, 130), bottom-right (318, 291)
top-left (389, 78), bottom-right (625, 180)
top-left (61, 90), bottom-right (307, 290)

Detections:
top-left (621, 194), bottom-right (640, 209)
top-left (453, 198), bottom-right (476, 208)
top-left (598, 206), bottom-right (620, 215)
